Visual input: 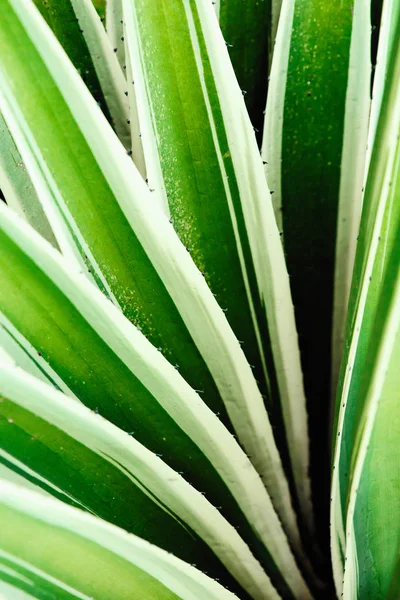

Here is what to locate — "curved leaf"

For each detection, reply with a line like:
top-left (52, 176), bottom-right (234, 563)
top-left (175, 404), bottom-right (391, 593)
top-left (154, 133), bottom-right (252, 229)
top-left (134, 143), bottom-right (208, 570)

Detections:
top-left (122, 0), bottom-right (312, 538)
top-left (0, 481), bottom-right (240, 600)
top-left (263, 0), bottom-right (371, 541)
top-left (33, 0), bottom-right (130, 147)
top-left (0, 203), bottom-right (312, 600)
top-left (0, 0), bottom-right (303, 551)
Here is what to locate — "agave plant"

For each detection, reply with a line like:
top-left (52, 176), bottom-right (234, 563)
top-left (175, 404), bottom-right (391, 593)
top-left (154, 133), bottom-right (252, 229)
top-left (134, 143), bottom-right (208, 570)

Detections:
top-left (0, 0), bottom-right (398, 598)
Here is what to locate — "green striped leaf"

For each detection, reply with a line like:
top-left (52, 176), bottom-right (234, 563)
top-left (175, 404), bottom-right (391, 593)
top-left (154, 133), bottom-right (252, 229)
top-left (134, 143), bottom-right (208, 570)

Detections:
top-left (0, 203), bottom-right (312, 600)
top-left (262, 0), bottom-right (371, 536)
top-left (331, 5), bottom-right (400, 593)
top-left (106, 0), bottom-right (125, 68)
top-left (217, 0), bottom-right (282, 140)
top-left (0, 114), bottom-right (57, 248)
top-left (0, 318), bottom-right (71, 391)
top-left (0, 361), bottom-right (280, 597)
top-left (122, 0), bottom-right (312, 536)
top-left (0, 0), bottom-right (306, 551)
top-left (92, 0), bottom-right (105, 18)
top-left (33, 0), bottom-right (130, 148)
top-left (366, 0), bottom-right (391, 172)
top-left (0, 480), bottom-right (240, 600)
top-left (342, 265), bottom-right (400, 599)
top-left (330, 0), bottom-right (371, 397)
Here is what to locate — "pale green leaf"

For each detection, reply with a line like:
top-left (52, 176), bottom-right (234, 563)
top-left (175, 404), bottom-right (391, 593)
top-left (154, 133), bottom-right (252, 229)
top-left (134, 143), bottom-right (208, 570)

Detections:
top-left (331, 8), bottom-right (400, 593)
top-left (33, 0), bottom-right (130, 147)
top-left (0, 480), bottom-right (240, 600)
top-left (0, 0), bottom-right (305, 554)
top-left (0, 202), bottom-right (312, 600)
top-left (122, 0), bottom-right (312, 537)
top-left (0, 114), bottom-right (57, 248)
top-left (262, 0), bottom-right (371, 538)
top-left (0, 361), bottom-right (282, 598)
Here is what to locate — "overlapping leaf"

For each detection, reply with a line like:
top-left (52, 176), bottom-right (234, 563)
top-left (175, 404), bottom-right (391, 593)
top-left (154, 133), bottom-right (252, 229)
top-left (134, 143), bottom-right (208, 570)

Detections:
top-left (262, 0), bottom-right (371, 538)
top-left (122, 0), bottom-right (312, 536)
top-left (0, 0), bottom-right (311, 554)
top-left (331, 2), bottom-right (400, 594)
top-left (0, 480), bottom-right (240, 600)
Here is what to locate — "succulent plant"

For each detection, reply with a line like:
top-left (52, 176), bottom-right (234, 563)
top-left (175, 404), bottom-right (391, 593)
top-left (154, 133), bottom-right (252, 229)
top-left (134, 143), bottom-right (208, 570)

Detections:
top-left (0, 0), bottom-right (398, 598)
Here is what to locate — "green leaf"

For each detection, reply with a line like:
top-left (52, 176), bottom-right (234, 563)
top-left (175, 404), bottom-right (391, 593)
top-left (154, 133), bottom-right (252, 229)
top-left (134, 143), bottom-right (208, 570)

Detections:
top-left (342, 265), bottom-right (400, 600)
top-left (0, 0), bottom-right (305, 553)
top-left (331, 4), bottom-right (400, 593)
top-left (262, 0), bottom-right (371, 538)
top-left (33, 0), bottom-right (130, 148)
top-left (0, 319), bottom-right (69, 390)
top-left (330, 0), bottom-right (371, 399)
top-left (0, 361), bottom-right (280, 597)
top-left (0, 113), bottom-right (57, 248)
top-left (92, 0), bottom-right (105, 18)
top-left (0, 203), bottom-right (312, 600)
top-left (106, 0), bottom-right (125, 68)
top-left (217, 0), bottom-right (281, 140)
top-left (0, 480), bottom-right (240, 600)
top-left (122, 0), bottom-right (312, 536)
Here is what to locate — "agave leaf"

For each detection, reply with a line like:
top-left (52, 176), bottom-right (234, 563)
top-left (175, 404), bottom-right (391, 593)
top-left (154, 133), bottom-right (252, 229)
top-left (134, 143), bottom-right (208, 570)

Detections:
top-left (0, 90), bottom-right (95, 275)
top-left (342, 264), bottom-right (400, 599)
top-left (330, 0), bottom-right (371, 398)
top-left (0, 318), bottom-right (76, 392)
top-left (262, 0), bottom-right (371, 536)
top-left (217, 0), bottom-right (281, 139)
top-left (0, 203), bottom-right (313, 600)
top-left (0, 362), bottom-right (282, 598)
top-left (0, 480), bottom-right (240, 600)
top-left (92, 0), bottom-right (105, 17)
top-left (123, 30), bottom-right (147, 180)
top-left (33, 0), bottom-right (130, 148)
top-left (0, 460), bottom-right (52, 498)
top-left (331, 8), bottom-right (400, 592)
top-left (365, 0), bottom-right (397, 175)
top-left (106, 0), bottom-right (125, 68)
top-left (0, 114), bottom-right (57, 248)
top-left (0, 0), bottom-right (307, 549)
top-left (122, 0), bottom-right (312, 535)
